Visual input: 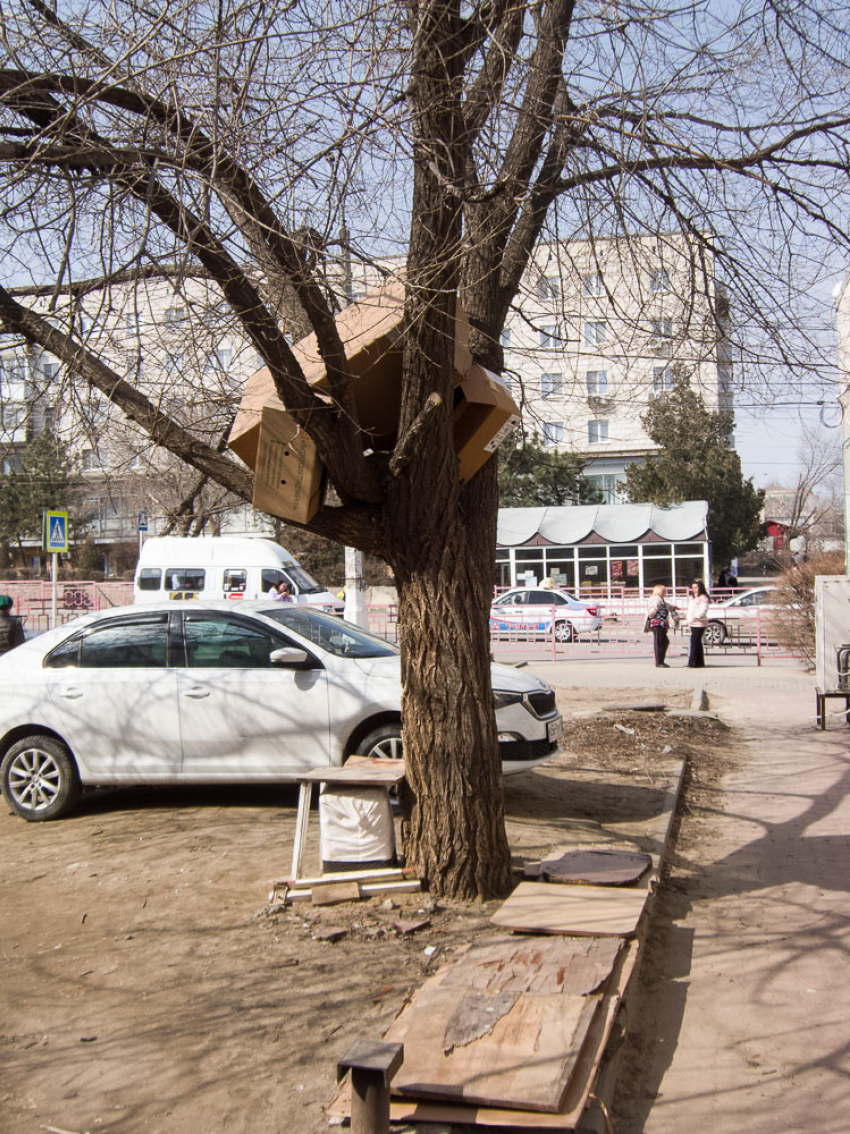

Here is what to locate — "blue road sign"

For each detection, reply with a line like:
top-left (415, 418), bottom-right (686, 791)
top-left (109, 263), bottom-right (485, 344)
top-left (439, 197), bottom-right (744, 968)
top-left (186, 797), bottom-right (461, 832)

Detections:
top-left (44, 510), bottom-right (68, 553)
top-left (138, 510), bottom-right (149, 532)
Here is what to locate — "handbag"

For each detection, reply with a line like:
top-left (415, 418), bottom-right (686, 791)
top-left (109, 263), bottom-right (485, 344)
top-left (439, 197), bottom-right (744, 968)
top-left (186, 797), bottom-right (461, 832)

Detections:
top-left (642, 614), bottom-right (652, 633)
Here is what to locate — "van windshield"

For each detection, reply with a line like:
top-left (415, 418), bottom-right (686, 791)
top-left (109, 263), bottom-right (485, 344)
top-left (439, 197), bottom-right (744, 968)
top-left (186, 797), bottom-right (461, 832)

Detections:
top-left (284, 565), bottom-right (325, 594)
top-left (261, 608), bottom-right (398, 658)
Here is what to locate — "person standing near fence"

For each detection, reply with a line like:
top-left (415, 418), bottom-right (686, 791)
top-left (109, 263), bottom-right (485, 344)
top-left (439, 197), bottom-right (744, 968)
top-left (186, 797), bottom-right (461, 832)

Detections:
top-left (646, 584), bottom-right (679, 668)
top-left (686, 578), bottom-right (710, 668)
top-left (0, 595), bottom-right (25, 654)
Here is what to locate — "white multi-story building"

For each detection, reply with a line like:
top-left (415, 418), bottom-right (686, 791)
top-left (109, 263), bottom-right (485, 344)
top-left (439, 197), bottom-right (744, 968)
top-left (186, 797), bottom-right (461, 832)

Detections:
top-left (499, 234), bottom-right (735, 502)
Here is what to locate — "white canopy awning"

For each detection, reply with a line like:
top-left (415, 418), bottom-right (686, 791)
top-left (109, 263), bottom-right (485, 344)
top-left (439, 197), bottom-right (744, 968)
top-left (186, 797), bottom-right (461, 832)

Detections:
top-left (497, 501), bottom-right (709, 547)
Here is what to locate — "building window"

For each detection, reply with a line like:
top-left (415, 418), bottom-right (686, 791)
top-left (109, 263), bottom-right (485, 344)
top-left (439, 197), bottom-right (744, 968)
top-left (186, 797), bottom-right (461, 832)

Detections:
top-left (542, 422), bottom-right (564, 447)
top-left (538, 275), bottom-right (560, 300)
top-left (584, 272), bottom-right (604, 297)
top-left (41, 360), bottom-right (61, 379)
top-left (81, 448), bottom-right (106, 471)
top-left (586, 473), bottom-right (622, 504)
top-left (584, 320), bottom-right (607, 345)
top-left (76, 314), bottom-right (92, 335)
top-left (0, 354), bottom-right (30, 384)
top-left (164, 306), bottom-right (187, 325)
top-left (539, 325), bottom-right (559, 349)
top-left (541, 372), bottom-right (563, 398)
top-left (651, 317), bottom-right (674, 339)
top-left (205, 347), bottom-right (233, 372)
top-left (586, 370), bottom-right (608, 396)
top-left (1, 455), bottom-right (22, 474)
top-left (126, 313), bottom-right (142, 333)
top-left (650, 269), bottom-right (671, 293)
top-left (718, 368), bottom-right (732, 394)
top-left (587, 419), bottom-right (609, 444)
top-left (652, 366), bottom-right (674, 395)
top-left (501, 329), bottom-right (512, 349)
top-left (164, 353), bottom-right (185, 376)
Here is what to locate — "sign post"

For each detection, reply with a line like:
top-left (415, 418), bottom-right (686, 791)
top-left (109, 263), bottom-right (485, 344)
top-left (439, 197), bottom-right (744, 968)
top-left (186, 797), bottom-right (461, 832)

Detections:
top-left (43, 510), bottom-right (68, 629)
top-left (137, 509), bottom-right (148, 559)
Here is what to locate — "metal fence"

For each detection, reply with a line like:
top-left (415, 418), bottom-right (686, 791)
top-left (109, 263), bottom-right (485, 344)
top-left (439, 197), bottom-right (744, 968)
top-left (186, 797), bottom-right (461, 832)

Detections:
top-left (5, 584), bottom-right (808, 666)
top-left (7, 580), bottom-right (135, 634)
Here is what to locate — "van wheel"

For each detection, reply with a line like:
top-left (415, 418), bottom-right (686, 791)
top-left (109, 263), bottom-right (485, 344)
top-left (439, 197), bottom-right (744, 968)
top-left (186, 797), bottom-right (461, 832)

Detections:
top-left (355, 724), bottom-right (404, 761)
top-left (1, 736), bottom-right (81, 821)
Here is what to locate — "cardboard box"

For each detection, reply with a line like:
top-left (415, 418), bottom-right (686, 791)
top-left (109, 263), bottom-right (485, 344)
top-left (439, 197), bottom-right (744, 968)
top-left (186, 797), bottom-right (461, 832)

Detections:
top-left (453, 365), bottom-right (521, 482)
top-left (229, 277), bottom-right (473, 457)
top-left (249, 407), bottom-right (327, 525)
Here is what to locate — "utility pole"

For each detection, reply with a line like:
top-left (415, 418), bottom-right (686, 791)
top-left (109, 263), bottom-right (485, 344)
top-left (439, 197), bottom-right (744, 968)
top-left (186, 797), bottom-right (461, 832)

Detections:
top-left (340, 224), bottom-right (369, 627)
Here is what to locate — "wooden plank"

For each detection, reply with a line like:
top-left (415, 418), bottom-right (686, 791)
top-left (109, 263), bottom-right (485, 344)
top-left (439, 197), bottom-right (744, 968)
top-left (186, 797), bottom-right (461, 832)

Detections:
top-left (490, 882), bottom-right (647, 937)
top-left (310, 880), bottom-right (361, 905)
top-left (282, 880), bottom-right (420, 902)
top-left (327, 941), bottom-right (639, 1129)
top-left (376, 936), bottom-right (622, 1113)
top-left (273, 867), bottom-right (409, 889)
top-left (297, 757), bottom-right (405, 785)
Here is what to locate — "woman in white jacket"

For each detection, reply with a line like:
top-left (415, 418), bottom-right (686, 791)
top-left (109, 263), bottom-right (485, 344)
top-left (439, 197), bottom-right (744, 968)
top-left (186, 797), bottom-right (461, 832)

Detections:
top-left (686, 579), bottom-right (710, 668)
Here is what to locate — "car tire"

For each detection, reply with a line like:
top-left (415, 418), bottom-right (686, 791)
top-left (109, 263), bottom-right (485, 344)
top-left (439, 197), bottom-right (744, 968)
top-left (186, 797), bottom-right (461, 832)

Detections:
top-left (1, 735), bottom-right (82, 821)
top-left (354, 724), bottom-right (404, 761)
top-left (554, 620), bottom-right (574, 644)
top-left (704, 621), bottom-right (726, 646)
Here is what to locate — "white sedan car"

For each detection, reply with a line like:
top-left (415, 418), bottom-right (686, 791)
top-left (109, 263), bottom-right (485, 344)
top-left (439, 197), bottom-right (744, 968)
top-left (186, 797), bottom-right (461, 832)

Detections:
top-left (0, 602), bottom-right (563, 821)
top-left (705, 586), bottom-right (777, 645)
top-left (490, 587), bottom-right (602, 643)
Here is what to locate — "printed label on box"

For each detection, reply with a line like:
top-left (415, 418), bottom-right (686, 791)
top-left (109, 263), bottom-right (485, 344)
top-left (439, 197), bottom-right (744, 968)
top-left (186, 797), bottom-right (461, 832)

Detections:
top-left (484, 414), bottom-right (521, 453)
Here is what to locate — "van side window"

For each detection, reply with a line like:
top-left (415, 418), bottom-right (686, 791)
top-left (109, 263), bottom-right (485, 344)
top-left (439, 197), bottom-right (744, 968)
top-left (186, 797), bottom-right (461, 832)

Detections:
top-left (164, 568), bottom-right (205, 592)
top-left (138, 568), bottom-right (162, 591)
top-left (223, 569), bottom-right (247, 593)
top-left (261, 569), bottom-right (287, 593)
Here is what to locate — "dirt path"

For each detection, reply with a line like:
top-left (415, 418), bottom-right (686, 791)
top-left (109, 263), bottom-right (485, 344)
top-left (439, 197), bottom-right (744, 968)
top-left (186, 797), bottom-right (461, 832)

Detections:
top-left (0, 689), bottom-right (729, 1134)
top-left (613, 681), bottom-right (850, 1133)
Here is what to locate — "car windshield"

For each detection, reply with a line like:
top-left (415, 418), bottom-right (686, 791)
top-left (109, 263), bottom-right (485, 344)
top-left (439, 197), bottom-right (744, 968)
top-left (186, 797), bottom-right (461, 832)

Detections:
top-left (284, 565), bottom-right (325, 594)
top-left (261, 607), bottom-right (398, 658)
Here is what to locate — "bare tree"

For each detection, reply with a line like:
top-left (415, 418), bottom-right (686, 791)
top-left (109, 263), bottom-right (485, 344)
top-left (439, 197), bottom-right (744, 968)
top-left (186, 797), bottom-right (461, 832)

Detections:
top-left (1, 0), bottom-right (849, 896)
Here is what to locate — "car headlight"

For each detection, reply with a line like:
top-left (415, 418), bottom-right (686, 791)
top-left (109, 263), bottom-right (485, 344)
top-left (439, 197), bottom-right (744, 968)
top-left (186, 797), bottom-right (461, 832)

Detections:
top-left (494, 690), bottom-right (524, 709)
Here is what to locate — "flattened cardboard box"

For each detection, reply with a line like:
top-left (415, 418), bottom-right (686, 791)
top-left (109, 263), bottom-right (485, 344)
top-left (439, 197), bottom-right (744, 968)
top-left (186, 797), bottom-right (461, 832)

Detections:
top-left (454, 365), bottom-right (521, 482)
top-left (250, 407), bottom-right (327, 525)
top-left (229, 277), bottom-right (473, 458)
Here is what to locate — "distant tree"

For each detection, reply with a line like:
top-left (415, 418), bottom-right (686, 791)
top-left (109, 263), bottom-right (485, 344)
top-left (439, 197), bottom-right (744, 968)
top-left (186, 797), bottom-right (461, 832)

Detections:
top-left (0, 432), bottom-right (78, 557)
top-left (498, 434), bottom-right (602, 508)
top-left (624, 369), bottom-right (764, 570)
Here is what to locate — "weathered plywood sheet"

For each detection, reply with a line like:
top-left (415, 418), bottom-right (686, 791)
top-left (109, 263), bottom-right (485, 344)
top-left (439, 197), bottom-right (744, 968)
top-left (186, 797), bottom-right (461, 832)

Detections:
top-left (327, 940), bottom-right (639, 1129)
top-left (490, 881), bottom-right (648, 937)
top-left (379, 936), bottom-right (622, 1113)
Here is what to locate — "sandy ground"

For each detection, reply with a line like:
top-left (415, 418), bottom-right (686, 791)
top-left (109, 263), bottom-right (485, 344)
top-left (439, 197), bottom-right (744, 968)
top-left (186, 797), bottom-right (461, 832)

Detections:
top-left (0, 684), bottom-right (732, 1134)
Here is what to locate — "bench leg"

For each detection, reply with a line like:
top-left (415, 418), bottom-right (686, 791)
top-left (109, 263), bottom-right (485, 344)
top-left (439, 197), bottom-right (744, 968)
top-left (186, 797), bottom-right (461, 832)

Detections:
top-left (291, 782), bottom-right (313, 880)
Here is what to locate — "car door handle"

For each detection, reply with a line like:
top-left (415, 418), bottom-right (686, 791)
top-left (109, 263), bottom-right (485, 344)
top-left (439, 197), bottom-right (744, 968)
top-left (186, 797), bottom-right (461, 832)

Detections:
top-left (59, 688), bottom-right (84, 699)
top-left (183, 687), bottom-right (211, 699)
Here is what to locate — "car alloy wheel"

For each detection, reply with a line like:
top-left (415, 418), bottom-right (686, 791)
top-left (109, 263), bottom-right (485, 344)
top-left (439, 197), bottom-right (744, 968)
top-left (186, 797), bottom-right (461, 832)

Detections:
top-left (554, 620), bottom-right (574, 643)
top-left (704, 621), bottom-right (726, 646)
top-left (356, 724), bottom-right (404, 760)
top-left (1, 735), bottom-right (81, 821)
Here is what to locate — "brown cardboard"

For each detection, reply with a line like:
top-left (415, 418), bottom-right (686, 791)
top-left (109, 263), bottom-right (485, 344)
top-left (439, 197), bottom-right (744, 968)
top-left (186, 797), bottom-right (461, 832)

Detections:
top-left (228, 277), bottom-right (473, 458)
top-left (249, 407), bottom-right (327, 524)
top-left (453, 365), bottom-right (521, 482)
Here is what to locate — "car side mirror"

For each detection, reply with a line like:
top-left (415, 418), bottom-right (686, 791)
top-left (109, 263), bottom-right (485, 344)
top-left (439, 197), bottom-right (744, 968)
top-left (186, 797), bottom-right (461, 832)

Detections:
top-left (270, 647), bottom-right (309, 667)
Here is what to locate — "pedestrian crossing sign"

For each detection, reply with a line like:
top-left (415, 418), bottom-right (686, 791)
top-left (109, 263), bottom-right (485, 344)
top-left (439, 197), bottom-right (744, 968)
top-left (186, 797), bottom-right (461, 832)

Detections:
top-left (43, 510), bottom-right (68, 553)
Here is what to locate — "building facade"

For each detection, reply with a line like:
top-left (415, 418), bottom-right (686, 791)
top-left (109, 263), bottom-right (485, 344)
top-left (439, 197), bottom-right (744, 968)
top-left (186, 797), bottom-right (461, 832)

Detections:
top-left (498, 235), bottom-right (735, 503)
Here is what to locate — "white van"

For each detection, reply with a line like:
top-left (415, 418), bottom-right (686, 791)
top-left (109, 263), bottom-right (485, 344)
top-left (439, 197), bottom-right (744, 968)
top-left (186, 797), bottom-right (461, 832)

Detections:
top-left (134, 536), bottom-right (344, 612)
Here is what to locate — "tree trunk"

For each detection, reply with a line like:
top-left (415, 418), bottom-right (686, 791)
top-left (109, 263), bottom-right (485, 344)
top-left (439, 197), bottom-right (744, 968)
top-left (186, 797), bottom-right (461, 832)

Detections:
top-left (389, 460), bottom-right (512, 899)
